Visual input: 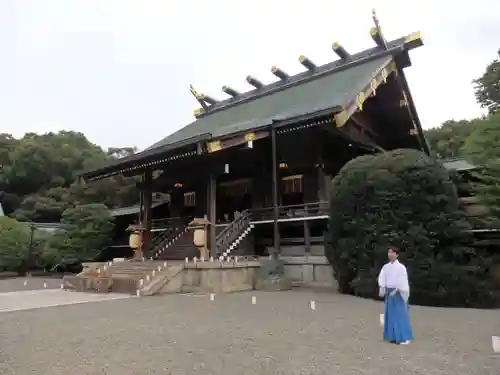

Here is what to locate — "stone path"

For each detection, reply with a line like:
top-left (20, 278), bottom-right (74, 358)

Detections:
top-left (0, 289), bottom-right (135, 313)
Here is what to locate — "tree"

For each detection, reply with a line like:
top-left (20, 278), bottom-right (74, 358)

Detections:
top-left (0, 217), bottom-right (30, 272)
top-left (326, 149), bottom-right (499, 308)
top-left (425, 119), bottom-right (477, 158)
top-left (0, 131), bottom-right (139, 220)
top-left (473, 49), bottom-right (500, 115)
top-left (42, 204), bottom-right (115, 266)
top-left (461, 111), bottom-right (500, 165)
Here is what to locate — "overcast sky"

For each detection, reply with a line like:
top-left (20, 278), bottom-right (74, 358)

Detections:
top-left (0, 1), bottom-right (498, 150)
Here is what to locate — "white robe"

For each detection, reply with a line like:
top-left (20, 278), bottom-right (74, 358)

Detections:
top-left (378, 260), bottom-right (410, 302)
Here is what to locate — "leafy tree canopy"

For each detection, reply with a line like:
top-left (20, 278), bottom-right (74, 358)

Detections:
top-left (473, 49), bottom-right (500, 115)
top-left (0, 131), bottom-right (139, 222)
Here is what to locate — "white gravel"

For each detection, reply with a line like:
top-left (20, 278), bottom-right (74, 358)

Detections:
top-left (0, 282), bottom-right (498, 375)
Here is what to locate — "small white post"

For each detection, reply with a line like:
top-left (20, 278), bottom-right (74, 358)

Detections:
top-left (146, 275), bottom-right (150, 282)
top-left (136, 290), bottom-right (140, 296)
top-left (103, 265), bottom-right (107, 271)
top-left (185, 257), bottom-right (189, 264)
top-left (201, 257), bottom-right (205, 262)
top-left (97, 269), bottom-right (101, 274)
top-left (157, 266), bottom-right (161, 271)
top-left (210, 256), bottom-right (214, 262)
top-left (152, 270), bottom-right (156, 277)
top-left (23, 280), bottom-right (27, 287)
top-left (379, 314), bottom-right (384, 326)
top-left (310, 300), bottom-right (316, 310)
top-left (251, 296), bottom-right (256, 305)
top-left (210, 293), bottom-right (215, 301)
top-left (163, 261), bottom-right (168, 267)
top-left (60, 283), bottom-right (64, 289)
top-left (235, 256), bottom-right (239, 263)
top-left (193, 257), bottom-right (197, 264)
top-left (139, 279), bottom-right (144, 287)
top-left (493, 336), bottom-right (500, 353)
top-left (43, 282), bottom-right (47, 289)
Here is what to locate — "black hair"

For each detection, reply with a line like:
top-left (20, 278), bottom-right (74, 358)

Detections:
top-left (388, 246), bottom-right (400, 255)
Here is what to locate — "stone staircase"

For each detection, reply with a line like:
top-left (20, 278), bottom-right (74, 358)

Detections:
top-left (155, 230), bottom-right (199, 261)
top-left (63, 260), bottom-right (178, 295)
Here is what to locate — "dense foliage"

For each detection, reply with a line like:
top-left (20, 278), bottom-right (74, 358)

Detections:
top-left (473, 49), bottom-right (500, 115)
top-left (0, 131), bottom-right (139, 221)
top-left (0, 217), bottom-right (30, 272)
top-left (42, 204), bottom-right (115, 266)
top-left (326, 149), bottom-right (499, 308)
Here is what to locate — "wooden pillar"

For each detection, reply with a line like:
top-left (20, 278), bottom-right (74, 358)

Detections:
top-left (304, 204), bottom-right (311, 254)
top-left (138, 189), bottom-right (144, 224)
top-left (271, 127), bottom-right (280, 256)
top-left (207, 173), bottom-right (217, 255)
top-left (142, 170), bottom-right (153, 255)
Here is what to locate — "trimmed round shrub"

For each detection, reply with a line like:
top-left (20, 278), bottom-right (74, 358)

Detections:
top-left (326, 149), bottom-right (499, 308)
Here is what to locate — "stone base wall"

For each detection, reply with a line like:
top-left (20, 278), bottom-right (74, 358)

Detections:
top-left (157, 261), bottom-right (260, 295)
top-left (280, 256), bottom-right (336, 288)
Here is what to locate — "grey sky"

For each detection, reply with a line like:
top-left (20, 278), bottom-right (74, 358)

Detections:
top-left (0, 1), bottom-right (498, 150)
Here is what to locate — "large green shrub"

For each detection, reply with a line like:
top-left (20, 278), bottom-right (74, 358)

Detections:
top-left (0, 217), bottom-right (30, 272)
top-left (42, 203), bottom-right (114, 266)
top-left (326, 149), bottom-right (499, 308)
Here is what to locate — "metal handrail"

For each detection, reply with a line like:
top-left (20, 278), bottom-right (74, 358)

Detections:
top-left (215, 210), bottom-right (252, 255)
top-left (251, 201), bottom-right (329, 221)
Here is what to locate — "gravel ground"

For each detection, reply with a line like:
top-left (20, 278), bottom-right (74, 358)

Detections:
top-left (0, 285), bottom-right (498, 375)
top-left (0, 276), bottom-right (63, 293)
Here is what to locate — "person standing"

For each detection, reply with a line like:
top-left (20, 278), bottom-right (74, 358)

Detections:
top-left (377, 246), bottom-right (413, 344)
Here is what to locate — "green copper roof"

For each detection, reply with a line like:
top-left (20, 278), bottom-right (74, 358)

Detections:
top-left (442, 158), bottom-right (477, 171)
top-left (146, 55), bottom-right (392, 151)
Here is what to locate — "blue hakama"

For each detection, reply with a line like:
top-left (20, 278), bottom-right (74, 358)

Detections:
top-left (383, 287), bottom-right (413, 343)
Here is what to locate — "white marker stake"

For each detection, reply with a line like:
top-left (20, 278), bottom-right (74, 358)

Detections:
top-left (210, 293), bottom-right (215, 301)
top-left (43, 282), bottom-right (47, 289)
top-left (139, 279), bottom-right (144, 287)
top-left (60, 283), bottom-right (64, 289)
top-left (152, 270), bottom-right (156, 277)
top-left (252, 296), bottom-right (256, 305)
top-left (163, 261), bottom-right (168, 267)
top-left (23, 280), bottom-right (27, 287)
top-left (185, 257), bottom-right (189, 264)
top-left (210, 256), bottom-right (214, 262)
top-left (380, 314), bottom-right (384, 326)
top-left (136, 290), bottom-right (140, 296)
top-left (310, 300), bottom-right (316, 310)
top-left (146, 275), bottom-right (150, 282)
top-left (193, 257), bottom-right (197, 264)
top-left (157, 266), bottom-right (161, 271)
top-left (493, 336), bottom-right (500, 353)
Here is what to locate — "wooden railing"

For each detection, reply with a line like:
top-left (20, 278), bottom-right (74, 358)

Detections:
top-left (151, 216), bottom-right (188, 229)
top-left (251, 201), bottom-right (329, 222)
top-left (148, 218), bottom-right (186, 258)
top-left (215, 210), bottom-right (252, 256)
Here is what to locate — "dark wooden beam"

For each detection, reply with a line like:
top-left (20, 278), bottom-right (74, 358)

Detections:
top-left (142, 169), bottom-right (153, 255)
top-left (206, 129), bottom-right (269, 153)
top-left (350, 112), bottom-right (383, 142)
top-left (271, 127), bottom-right (280, 256)
top-left (208, 173), bottom-right (217, 257)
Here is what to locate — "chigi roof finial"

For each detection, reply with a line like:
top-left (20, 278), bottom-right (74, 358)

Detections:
top-left (370, 9), bottom-right (388, 49)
